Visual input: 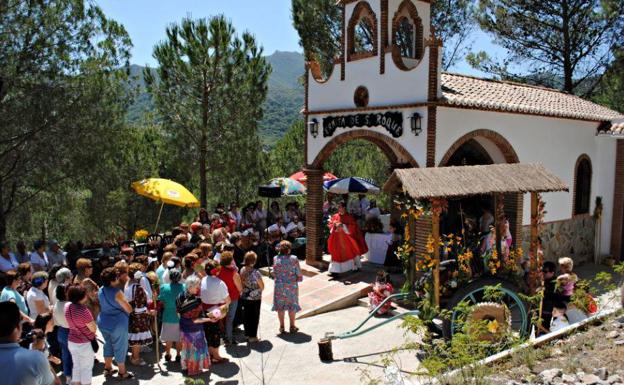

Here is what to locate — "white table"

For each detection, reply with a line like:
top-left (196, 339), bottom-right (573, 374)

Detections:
top-left (365, 232), bottom-right (393, 264)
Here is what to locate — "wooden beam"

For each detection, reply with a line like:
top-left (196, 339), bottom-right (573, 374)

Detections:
top-left (408, 210), bottom-right (417, 296)
top-left (431, 199), bottom-right (441, 307)
top-left (529, 192), bottom-right (539, 294)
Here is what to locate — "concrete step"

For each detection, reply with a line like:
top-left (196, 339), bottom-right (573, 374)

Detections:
top-left (261, 272), bottom-right (372, 319)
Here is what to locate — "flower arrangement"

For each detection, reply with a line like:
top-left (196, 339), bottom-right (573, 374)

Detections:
top-left (134, 229), bottom-right (149, 242)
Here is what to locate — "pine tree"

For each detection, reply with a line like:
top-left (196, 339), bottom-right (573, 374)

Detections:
top-left (145, 16), bottom-right (271, 208)
top-left (469, 0), bottom-right (624, 95)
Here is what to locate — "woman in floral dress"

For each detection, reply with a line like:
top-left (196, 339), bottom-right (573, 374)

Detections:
top-left (125, 263), bottom-right (153, 366)
top-left (177, 275), bottom-right (213, 376)
top-left (272, 241), bottom-right (302, 333)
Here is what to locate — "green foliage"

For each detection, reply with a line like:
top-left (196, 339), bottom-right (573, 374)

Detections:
top-left (470, 0), bottom-right (624, 95)
top-left (145, 16), bottom-right (271, 208)
top-left (291, 0), bottom-right (476, 72)
top-left (267, 120), bottom-right (305, 177)
top-left (593, 48), bottom-right (624, 113)
top-left (0, 0), bottom-right (133, 241)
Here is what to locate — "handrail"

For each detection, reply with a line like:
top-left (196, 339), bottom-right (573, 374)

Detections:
top-left (326, 292), bottom-right (420, 340)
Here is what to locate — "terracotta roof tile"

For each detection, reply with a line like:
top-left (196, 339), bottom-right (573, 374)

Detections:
top-left (440, 72), bottom-right (624, 122)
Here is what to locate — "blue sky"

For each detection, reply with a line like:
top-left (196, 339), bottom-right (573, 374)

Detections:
top-left (98, 0), bottom-right (498, 75)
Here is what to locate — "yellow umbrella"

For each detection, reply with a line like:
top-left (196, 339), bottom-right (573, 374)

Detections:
top-left (131, 178), bottom-right (200, 232)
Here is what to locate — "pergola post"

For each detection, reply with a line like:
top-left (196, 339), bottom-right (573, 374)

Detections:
top-left (529, 192), bottom-right (540, 294)
top-left (304, 168), bottom-right (324, 266)
top-left (407, 209), bottom-right (417, 296)
top-left (431, 198), bottom-right (443, 307)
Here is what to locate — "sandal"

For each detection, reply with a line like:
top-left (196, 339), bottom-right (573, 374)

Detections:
top-left (118, 371), bottom-right (134, 380)
top-left (279, 326), bottom-right (285, 334)
top-left (290, 326), bottom-right (299, 333)
top-left (211, 357), bottom-right (230, 364)
top-left (104, 368), bottom-right (118, 376)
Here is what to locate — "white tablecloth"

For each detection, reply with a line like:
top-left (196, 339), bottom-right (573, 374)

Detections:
top-left (365, 232), bottom-right (393, 264)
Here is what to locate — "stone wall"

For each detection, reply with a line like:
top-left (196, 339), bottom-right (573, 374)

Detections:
top-left (521, 215), bottom-right (596, 265)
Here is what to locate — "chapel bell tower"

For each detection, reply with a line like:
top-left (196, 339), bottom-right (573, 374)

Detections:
top-left (306, 0), bottom-right (441, 113)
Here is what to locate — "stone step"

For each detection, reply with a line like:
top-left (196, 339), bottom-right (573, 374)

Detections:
top-left (261, 273), bottom-right (372, 319)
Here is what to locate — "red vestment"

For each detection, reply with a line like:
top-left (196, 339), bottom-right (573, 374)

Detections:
top-left (327, 212), bottom-right (368, 264)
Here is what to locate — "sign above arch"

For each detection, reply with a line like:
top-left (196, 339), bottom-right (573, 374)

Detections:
top-left (323, 111), bottom-right (403, 138)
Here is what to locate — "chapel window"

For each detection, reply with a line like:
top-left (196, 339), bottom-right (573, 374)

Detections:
top-left (391, 0), bottom-right (424, 70)
top-left (347, 2), bottom-right (378, 61)
top-left (395, 17), bottom-right (415, 58)
top-left (354, 18), bottom-right (375, 53)
top-left (573, 156), bottom-right (592, 215)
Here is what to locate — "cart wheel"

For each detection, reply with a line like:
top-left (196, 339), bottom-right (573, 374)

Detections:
top-left (442, 278), bottom-right (529, 339)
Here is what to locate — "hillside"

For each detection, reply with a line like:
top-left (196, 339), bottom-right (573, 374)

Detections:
top-left (127, 51), bottom-right (305, 145)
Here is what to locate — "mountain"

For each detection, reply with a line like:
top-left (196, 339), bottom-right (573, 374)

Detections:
top-left (127, 51), bottom-right (305, 145)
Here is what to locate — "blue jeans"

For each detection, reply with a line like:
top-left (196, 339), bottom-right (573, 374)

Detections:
top-left (57, 326), bottom-right (73, 378)
top-left (100, 323), bottom-right (129, 364)
top-left (225, 300), bottom-right (238, 341)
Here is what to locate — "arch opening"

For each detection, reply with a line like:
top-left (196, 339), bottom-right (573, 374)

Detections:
top-left (439, 130), bottom-right (522, 255)
top-left (347, 2), bottom-right (378, 61)
top-left (391, 0), bottom-right (424, 70)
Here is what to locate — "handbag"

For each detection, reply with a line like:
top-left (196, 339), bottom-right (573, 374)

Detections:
top-left (69, 304), bottom-right (99, 353)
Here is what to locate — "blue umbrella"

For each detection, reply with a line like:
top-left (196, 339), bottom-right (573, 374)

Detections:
top-left (323, 177), bottom-right (380, 194)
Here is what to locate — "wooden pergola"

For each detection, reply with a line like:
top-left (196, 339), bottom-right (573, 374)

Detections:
top-left (383, 163), bottom-right (569, 305)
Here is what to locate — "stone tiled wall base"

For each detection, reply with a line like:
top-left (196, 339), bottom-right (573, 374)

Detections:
top-left (521, 215), bottom-right (596, 265)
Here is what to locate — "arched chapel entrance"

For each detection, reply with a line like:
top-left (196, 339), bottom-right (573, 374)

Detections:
top-left (438, 129), bottom-right (524, 249)
top-left (304, 129), bottom-right (420, 265)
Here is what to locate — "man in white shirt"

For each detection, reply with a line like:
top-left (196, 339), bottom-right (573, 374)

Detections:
top-left (46, 240), bottom-right (66, 267)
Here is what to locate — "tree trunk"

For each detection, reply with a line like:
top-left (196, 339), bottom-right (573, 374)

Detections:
top-left (199, 132), bottom-right (208, 209)
top-left (200, 73), bottom-right (209, 209)
top-left (0, 182), bottom-right (6, 242)
top-left (0, 209), bottom-right (6, 243)
top-left (562, 0), bottom-right (573, 93)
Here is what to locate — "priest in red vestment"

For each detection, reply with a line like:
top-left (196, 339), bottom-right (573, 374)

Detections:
top-left (328, 201), bottom-right (368, 274)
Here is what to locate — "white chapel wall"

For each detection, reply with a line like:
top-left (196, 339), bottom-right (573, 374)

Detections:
top-left (436, 107), bottom-right (615, 255)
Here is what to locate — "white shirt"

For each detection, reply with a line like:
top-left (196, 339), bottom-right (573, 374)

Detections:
top-left (53, 300), bottom-right (69, 328)
top-left (29, 251), bottom-right (49, 271)
top-left (267, 223), bottom-right (287, 235)
top-left (0, 254), bottom-right (19, 272)
top-left (200, 276), bottom-right (229, 307)
top-left (285, 221), bottom-right (305, 234)
top-left (26, 287), bottom-right (50, 320)
top-left (366, 207), bottom-right (381, 220)
top-left (48, 279), bottom-right (58, 307)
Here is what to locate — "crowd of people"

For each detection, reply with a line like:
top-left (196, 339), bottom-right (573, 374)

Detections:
top-left (0, 201), bottom-right (308, 385)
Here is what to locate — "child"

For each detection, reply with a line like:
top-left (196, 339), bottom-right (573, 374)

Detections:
top-left (556, 257), bottom-right (578, 304)
top-left (368, 270), bottom-right (394, 315)
top-left (540, 261), bottom-right (557, 333)
top-left (549, 302), bottom-right (569, 333)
